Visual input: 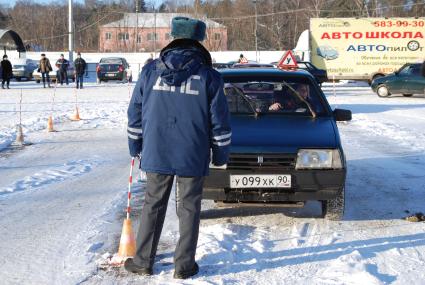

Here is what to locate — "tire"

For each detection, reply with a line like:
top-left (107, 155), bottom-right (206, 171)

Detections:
top-left (377, 85), bottom-right (390, 97)
top-left (322, 188), bottom-right (345, 221)
top-left (36, 79), bottom-right (40, 84)
top-left (403, 94), bottom-right (413, 97)
top-left (369, 74), bottom-right (385, 86)
top-left (16, 77), bottom-right (21, 81)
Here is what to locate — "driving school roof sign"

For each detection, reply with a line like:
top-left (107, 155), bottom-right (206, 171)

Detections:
top-left (277, 50), bottom-right (298, 69)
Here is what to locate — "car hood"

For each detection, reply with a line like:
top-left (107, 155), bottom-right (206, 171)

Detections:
top-left (230, 115), bottom-right (338, 153)
top-left (371, 74), bottom-right (395, 88)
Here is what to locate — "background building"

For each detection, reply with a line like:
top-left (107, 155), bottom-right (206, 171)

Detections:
top-left (99, 13), bottom-right (227, 53)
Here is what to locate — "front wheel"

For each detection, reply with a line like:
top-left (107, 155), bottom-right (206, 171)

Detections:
top-left (403, 94), bottom-right (413, 97)
top-left (321, 188), bottom-right (345, 221)
top-left (377, 85), bottom-right (390, 97)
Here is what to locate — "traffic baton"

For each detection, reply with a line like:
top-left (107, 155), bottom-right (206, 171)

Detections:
top-left (126, 157), bottom-right (135, 219)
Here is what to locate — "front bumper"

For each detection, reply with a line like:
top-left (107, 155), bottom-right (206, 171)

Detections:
top-left (203, 168), bottom-right (346, 202)
top-left (13, 71), bottom-right (26, 77)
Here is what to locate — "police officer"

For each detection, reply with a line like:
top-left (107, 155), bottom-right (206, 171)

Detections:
top-left (125, 17), bottom-right (231, 279)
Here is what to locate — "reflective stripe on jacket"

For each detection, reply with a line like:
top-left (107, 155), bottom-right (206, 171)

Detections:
top-left (127, 39), bottom-right (231, 176)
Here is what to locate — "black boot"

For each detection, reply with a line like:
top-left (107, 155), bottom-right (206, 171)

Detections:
top-left (124, 258), bottom-right (153, 276)
top-left (174, 263), bottom-right (199, 279)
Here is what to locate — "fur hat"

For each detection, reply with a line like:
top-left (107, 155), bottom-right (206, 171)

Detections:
top-left (171, 17), bottom-right (206, 41)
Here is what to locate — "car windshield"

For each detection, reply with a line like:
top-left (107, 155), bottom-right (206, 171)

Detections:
top-left (100, 58), bottom-right (123, 64)
top-left (223, 77), bottom-right (326, 117)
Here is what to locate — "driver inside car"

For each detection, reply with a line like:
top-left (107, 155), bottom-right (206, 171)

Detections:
top-left (269, 83), bottom-right (310, 111)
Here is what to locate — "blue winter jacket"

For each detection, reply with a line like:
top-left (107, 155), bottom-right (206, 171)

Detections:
top-left (127, 39), bottom-right (231, 177)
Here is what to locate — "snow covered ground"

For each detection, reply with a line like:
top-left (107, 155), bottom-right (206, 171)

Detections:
top-left (0, 79), bottom-right (425, 285)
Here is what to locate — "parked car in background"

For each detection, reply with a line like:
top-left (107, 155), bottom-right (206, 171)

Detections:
top-left (232, 62), bottom-right (275, 68)
top-left (96, 57), bottom-right (132, 83)
top-left (33, 62), bottom-right (75, 84)
top-left (296, 61), bottom-right (328, 84)
top-left (270, 61), bottom-right (327, 85)
top-left (12, 59), bottom-right (38, 81)
top-left (212, 62), bottom-right (233, 69)
top-left (371, 63), bottom-right (425, 97)
top-left (203, 68), bottom-right (352, 220)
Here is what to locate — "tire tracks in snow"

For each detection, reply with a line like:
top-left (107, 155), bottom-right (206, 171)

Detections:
top-left (0, 159), bottom-right (102, 195)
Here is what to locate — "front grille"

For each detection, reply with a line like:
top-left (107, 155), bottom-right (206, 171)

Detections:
top-left (228, 153), bottom-right (296, 170)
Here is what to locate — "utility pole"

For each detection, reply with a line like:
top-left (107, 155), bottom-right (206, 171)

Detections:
top-left (253, 0), bottom-right (258, 62)
top-left (68, 0), bottom-right (73, 62)
top-left (154, 9), bottom-right (157, 57)
top-left (135, 0), bottom-right (139, 53)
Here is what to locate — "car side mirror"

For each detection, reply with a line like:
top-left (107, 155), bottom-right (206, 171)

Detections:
top-left (394, 71), bottom-right (399, 75)
top-left (333, 108), bottom-right (352, 121)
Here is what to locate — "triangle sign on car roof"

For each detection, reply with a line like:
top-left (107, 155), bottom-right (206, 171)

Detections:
top-left (240, 56), bottom-right (248, 64)
top-left (277, 50), bottom-right (298, 69)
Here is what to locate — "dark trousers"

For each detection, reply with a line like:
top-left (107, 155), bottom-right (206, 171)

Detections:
top-left (59, 70), bottom-right (68, 85)
top-left (133, 173), bottom-right (204, 272)
top-left (76, 74), bottom-right (84, 88)
top-left (41, 72), bottom-right (50, 87)
top-left (1, 77), bottom-right (10, 87)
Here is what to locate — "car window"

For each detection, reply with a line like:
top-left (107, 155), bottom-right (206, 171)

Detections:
top-left (399, 65), bottom-right (412, 75)
top-left (100, 58), bottom-right (123, 64)
top-left (305, 62), bottom-right (315, 69)
top-left (297, 63), bottom-right (307, 69)
top-left (223, 76), bottom-right (326, 116)
top-left (411, 66), bottom-right (421, 76)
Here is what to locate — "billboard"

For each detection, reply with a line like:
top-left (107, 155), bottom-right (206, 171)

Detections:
top-left (310, 18), bottom-right (425, 80)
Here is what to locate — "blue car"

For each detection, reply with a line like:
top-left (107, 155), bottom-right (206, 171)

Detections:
top-left (317, 45), bottom-right (339, 60)
top-left (203, 68), bottom-right (352, 220)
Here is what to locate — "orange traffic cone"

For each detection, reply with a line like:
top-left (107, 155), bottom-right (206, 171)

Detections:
top-left (71, 107), bottom-right (81, 121)
top-left (47, 116), bottom-right (54, 132)
top-left (15, 125), bottom-right (24, 145)
top-left (117, 218), bottom-right (136, 259)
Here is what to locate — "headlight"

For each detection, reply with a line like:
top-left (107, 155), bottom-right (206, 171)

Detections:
top-left (295, 149), bottom-right (343, 169)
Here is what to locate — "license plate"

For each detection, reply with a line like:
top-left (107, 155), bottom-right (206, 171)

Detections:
top-left (230, 174), bottom-right (291, 188)
top-left (107, 73), bottom-right (115, 77)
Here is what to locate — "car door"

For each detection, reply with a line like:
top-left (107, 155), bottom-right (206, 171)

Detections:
top-left (390, 65), bottom-right (411, 94)
top-left (402, 65), bottom-right (425, 94)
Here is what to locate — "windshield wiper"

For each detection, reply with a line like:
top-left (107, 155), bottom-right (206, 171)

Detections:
top-left (224, 85), bottom-right (260, 117)
top-left (280, 80), bottom-right (317, 118)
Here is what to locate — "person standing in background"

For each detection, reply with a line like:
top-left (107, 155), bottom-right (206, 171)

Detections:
top-left (55, 54), bottom-right (69, 85)
top-left (1, 55), bottom-right (12, 89)
top-left (74, 52), bottom-right (86, 89)
top-left (38, 53), bottom-right (52, 88)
